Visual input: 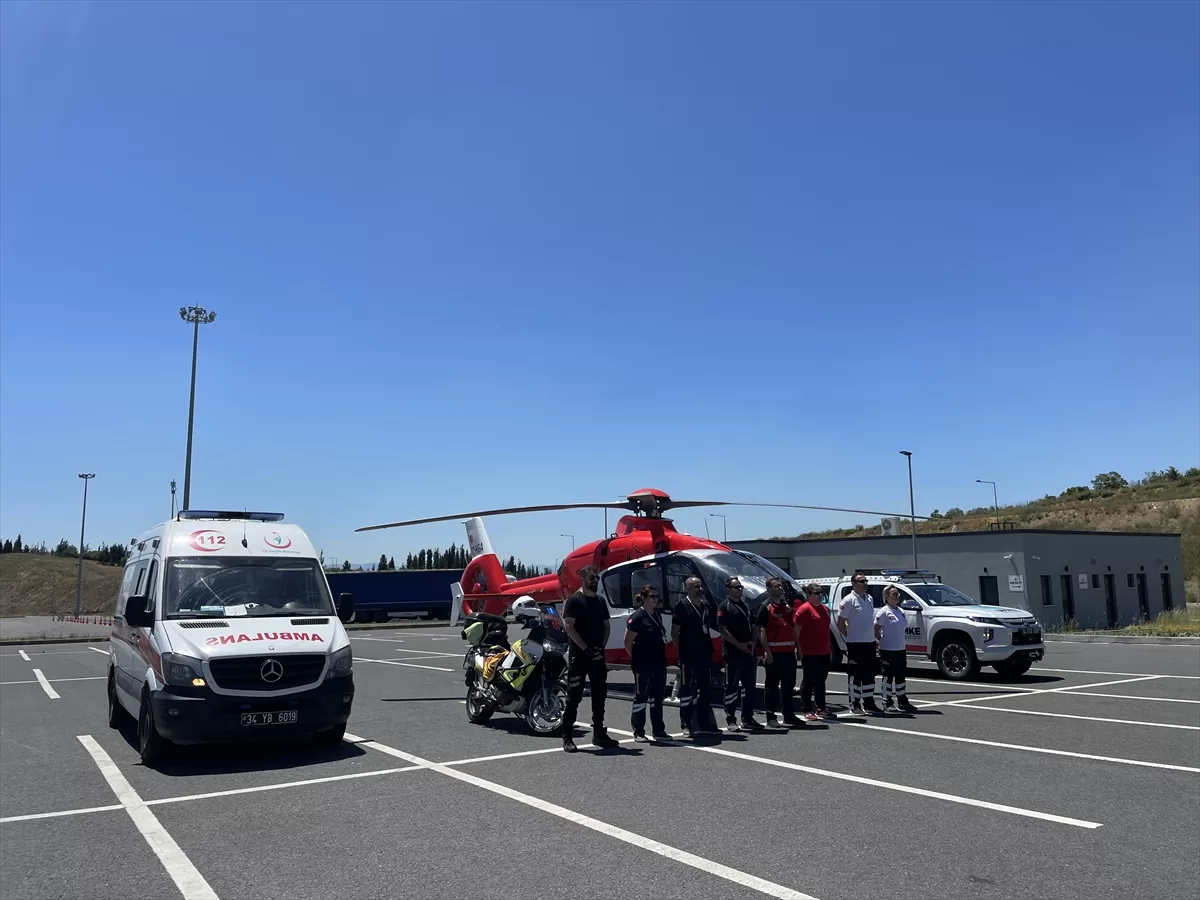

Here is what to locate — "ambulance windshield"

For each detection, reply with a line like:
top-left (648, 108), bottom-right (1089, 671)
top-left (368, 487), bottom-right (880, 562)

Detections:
top-left (165, 557), bottom-right (336, 618)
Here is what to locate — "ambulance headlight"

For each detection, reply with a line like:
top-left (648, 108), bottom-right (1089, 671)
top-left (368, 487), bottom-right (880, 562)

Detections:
top-left (329, 646), bottom-right (353, 678)
top-left (162, 652), bottom-right (205, 688)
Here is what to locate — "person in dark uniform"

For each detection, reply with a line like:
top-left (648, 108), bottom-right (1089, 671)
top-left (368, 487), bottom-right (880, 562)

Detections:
top-left (756, 577), bottom-right (803, 728)
top-left (717, 577), bottom-right (762, 732)
top-left (671, 576), bottom-right (720, 738)
top-left (624, 585), bottom-right (671, 742)
top-left (561, 565), bottom-right (620, 752)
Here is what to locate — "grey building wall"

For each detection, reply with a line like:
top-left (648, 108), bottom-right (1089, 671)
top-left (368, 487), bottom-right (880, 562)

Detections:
top-left (728, 530), bottom-right (1185, 630)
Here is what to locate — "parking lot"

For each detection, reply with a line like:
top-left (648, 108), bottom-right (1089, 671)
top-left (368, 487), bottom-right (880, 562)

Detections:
top-left (1, 631), bottom-right (1197, 900)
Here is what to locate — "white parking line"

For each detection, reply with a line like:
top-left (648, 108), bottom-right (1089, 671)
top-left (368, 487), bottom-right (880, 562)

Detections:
top-left (0, 804), bottom-right (124, 824)
top-left (386, 648), bottom-right (463, 658)
top-left (145, 766), bottom-right (426, 807)
top-left (604, 728), bottom-right (1103, 830)
top-left (90, 647), bottom-right (110, 655)
top-left (838, 722), bottom-right (1200, 773)
top-left (18, 650), bottom-right (30, 661)
top-left (946, 705), bottom-right (1200, 730)
top-left (348, 732), bottom-right (818, 899)
top-left (1062, 691), bottom-right (1200, 704)
top-left (913, 676), bottom-right (1163, 709)
top-left (1035, 667), bottom-right (1200, 680)
top-left (78, 736), bottom-right (218, 900)
top-left (31, 669), bottom-right (60, 699)
top-left (1, 676), bottom-right (106, 686)
top-left (353, 657), bottom-right (455, 673)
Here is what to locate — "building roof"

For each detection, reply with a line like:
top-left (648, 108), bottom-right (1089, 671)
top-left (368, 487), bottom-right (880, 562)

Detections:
top-left (733, 528), bottom-right (1183, 544)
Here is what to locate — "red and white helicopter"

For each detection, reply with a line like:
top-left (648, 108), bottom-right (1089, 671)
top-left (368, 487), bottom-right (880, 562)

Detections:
top-left (356, 488), bottom-right (919, 667)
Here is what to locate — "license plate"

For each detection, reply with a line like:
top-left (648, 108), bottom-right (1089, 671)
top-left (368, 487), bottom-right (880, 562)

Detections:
top-left (240, 710), bottom-right (298, 726)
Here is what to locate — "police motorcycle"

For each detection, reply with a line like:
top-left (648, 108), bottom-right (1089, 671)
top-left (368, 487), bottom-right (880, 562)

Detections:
top-left (460, 596), bottom-right (569, 735)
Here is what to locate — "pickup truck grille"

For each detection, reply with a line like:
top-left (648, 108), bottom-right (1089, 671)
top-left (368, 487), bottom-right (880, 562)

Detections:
top-left (1011, 629), bottom-right (1043, 645)
top-left (207, 654), bottom-right (326, 691)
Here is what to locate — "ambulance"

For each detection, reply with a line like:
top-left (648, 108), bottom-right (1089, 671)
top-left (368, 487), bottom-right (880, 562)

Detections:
top-left (106, 510), bottom-right (356, 767)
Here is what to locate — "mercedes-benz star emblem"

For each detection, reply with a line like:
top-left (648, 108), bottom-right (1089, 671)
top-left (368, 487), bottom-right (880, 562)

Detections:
top-left (260, 659), bottom-right (283, 683)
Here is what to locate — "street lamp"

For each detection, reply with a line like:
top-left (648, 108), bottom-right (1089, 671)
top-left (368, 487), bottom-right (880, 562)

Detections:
top-left (75, 473), bottom-right (95, 616)
top-left (899, 451), bottom-right (917, 569)
top-left (179, 306), bottom-right (217, 512)
top-left (708, 514), bottom-right (727, 542)
top-left (170, 480), bottom-right (177, 518)
top-left (976, 479), bottom-right (1000, 528)
top-left (561, 534), bottom-right (575, 551)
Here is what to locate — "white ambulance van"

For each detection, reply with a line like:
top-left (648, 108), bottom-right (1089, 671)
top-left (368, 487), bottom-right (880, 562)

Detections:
top-left (106, 510), bottom-right (356, 767)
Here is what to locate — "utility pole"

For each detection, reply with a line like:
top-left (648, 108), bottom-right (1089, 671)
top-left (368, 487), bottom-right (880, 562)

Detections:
top-left (179, 306), bottom-right (217, 512)
top-left (976, 479), bottom-right (1000, 528)
top-left (75, 473), bottom-right (95, 616)
top-left (900, 451), bottom-right (917, 569)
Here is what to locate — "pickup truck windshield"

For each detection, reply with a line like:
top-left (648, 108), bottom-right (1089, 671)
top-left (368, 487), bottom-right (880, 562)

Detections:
top-left (166, 557), bottom-right (336, 618)
top-left (908, 584), bottom-right (982, 607)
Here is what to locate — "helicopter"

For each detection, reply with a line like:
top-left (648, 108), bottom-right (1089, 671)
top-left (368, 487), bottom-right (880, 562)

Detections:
top-left (356, 488), bottom-right (924, 668)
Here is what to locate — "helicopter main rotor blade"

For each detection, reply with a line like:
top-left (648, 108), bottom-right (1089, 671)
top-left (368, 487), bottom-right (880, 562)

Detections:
top-left (355, 501), bottom-right (631, 533)
top-left (663, 500), bottom-right (931, 521)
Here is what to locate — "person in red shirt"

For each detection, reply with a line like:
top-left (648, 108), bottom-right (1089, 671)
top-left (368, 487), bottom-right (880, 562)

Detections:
top-left (795, 583), bottom-right (836, 721)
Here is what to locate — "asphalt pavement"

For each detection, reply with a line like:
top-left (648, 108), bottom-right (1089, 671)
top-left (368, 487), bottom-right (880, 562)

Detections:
top-left (1, 629), bottom-right (1197, 900)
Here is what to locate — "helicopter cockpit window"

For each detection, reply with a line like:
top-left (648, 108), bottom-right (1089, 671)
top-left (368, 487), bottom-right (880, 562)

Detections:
top-left (692, 550), bottom-right (801, 612)
top-left (665, 555), bottom-right (709, 610)
top-left (630, 564), bottom-right (664, 609)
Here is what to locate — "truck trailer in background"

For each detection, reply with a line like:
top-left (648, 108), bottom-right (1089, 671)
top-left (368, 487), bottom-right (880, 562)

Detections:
top-left (325, 569), bottom-right (464, 623)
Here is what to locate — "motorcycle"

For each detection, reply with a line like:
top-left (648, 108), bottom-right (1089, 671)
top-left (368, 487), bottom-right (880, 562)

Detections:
top-left (460, 599), bottom-right (569, 735)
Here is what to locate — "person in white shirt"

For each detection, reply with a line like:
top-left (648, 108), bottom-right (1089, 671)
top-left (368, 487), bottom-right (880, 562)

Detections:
top-left (875, 586), bottom-right (916, 713)
top-left (837, 575), bottom-right (880, 715)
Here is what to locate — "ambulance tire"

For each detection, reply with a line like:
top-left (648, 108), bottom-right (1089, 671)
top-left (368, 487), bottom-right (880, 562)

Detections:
top-left (138, 693), bottom-right (172, 768)
top-left (313, 723), bottom-right (347, 748)
top-left (107, 669), bottom-right (132, 729)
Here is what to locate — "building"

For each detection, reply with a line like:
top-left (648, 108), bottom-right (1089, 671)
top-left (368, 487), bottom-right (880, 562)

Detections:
top-left (727, 529), bottom-right (1186, 629)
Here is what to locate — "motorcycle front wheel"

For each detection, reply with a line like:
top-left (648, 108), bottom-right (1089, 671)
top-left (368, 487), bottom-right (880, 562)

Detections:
top-left (525, 679), bottom-right (567, 735)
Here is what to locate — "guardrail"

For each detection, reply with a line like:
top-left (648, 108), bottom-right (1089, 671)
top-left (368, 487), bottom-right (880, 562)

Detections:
top-left (52, 615), bottom-right (114, 626)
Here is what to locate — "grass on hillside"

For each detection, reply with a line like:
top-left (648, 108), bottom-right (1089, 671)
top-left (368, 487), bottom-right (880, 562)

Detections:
top-left (1055, 605), bottom-right (1200, 637)
top-left (0, 553), bottom-right (122, 617)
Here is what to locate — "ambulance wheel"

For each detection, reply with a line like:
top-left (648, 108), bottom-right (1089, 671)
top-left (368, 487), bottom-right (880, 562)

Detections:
top-left (465, 686), bottom-right (493, 724)
top-left (107, 670), bottom-right (131, 729)
top-left (137, 695), bottom-right (172, 768)
top-left (313, 724), bottom-right (346, 748)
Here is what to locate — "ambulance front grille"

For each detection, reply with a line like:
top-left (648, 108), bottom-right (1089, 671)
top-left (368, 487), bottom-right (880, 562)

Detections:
top-left (207, 654), bottom-right (326, 691)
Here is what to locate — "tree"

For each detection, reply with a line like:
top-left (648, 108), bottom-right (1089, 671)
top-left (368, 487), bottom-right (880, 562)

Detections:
top-left (388, 556), bottom-right (396, 570)
top-left (13, 534), bottom-right (22, 553)
top-left (342, 560), bottom-right (351, 571)
top-left (1091, 472), bottom-right (1128, 492)
top-left (378, 553), bottom-right (389, 571)
top-left (1, 539), bottom-right (10, 553)
top-left (944, 508), bottom-right (964, 518)
top-left (929, 510), bottom-right (943, 519)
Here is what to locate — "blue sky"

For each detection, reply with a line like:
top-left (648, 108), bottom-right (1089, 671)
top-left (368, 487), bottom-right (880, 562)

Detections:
top-left (1, 0), bottom-right (1197, 569)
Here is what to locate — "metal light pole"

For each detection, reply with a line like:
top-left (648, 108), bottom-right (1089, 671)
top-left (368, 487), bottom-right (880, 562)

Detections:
top-left (899, 451), bottom-right (917, 569)
top-left (75, 473), bottom-right (95, 616)
top-left (179, 306), bottom-right (217, 512)
top-left (561, 534), bottom-right (575, 551)
top-left (976, 479), bottom-right (1000, 528)
top-left (708, 514), bottom-right (727, 542)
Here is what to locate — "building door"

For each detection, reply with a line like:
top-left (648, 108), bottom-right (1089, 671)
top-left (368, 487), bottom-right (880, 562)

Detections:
top-left (978, 575), bottom-right (1000, 606)
top-left (1103, 574), bottom-right (1118, 628)
top-left (1060, 575), bottom-right (1076, 622)
top-left (1136, 574), bottom-right (1149, 619)
top-left (1160, 574), bottom-right (1173, 612)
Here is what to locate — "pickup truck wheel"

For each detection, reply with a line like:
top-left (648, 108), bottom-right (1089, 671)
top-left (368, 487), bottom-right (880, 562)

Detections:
top-left (934, 637), bottom-right (980, 681)
top-left (993, 659), bottom-right (1033, 678)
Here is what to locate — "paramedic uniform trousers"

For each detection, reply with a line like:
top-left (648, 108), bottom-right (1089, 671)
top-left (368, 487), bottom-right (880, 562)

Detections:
top-left (845, 641), bottom-right (877, 705)
top-left (800, 654), bottom-right (830, 711)
top-left (764, 651), bottom-right (797, 720)
top-left (722, 653), bottom-right (756, 723)
top-left (879, 649), bottom-right (908, 704)
top-left (563, 649), bottom-right (608, 733)
top-left (631, 664), bottom-right (667, 736)
top-left (678, 657), bottom-right (718, 732)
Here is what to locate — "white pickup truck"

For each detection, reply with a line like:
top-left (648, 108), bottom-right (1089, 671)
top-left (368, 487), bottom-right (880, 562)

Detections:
top-left (804, 569), bottom-right (1045, 680)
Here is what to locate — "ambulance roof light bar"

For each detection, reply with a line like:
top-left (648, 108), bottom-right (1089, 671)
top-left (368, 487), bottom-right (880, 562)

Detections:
top-left (176, 510), bottom-right (285, 522)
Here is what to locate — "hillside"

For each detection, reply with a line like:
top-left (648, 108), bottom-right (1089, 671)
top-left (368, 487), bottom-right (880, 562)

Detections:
top-left (774, 470), bottom-right (1200, 606)
top-left (0, 554), bottom-right (123, 617)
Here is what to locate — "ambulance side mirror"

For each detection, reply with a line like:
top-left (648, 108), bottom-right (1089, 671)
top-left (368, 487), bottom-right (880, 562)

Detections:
top-left (123, 595), bottom-right (154, 628)
top-left (336, 592), bottom-right (354, 623)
